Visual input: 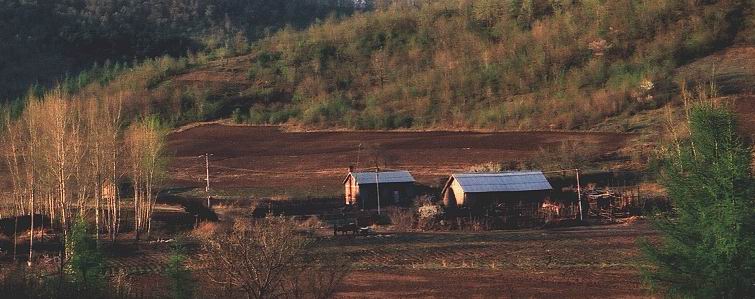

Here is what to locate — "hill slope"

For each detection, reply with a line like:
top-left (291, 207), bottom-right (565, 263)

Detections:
top-left (5, 0), bottom-right (753, 134)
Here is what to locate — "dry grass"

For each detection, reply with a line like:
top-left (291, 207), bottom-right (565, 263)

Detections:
top-left (299, 215), bottom-right (325, 230)
top-left (386, 207), bottom-right (415, 231)
top-left (190, 221), bottom-right (219, 240)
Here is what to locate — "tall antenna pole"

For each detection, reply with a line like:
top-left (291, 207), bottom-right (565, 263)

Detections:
top-left (576, 168), bottom-right (583, 221)
top-left (205, 153), bottom-right (211, 208)
top-left (375, 166), bottom-right (381, 215)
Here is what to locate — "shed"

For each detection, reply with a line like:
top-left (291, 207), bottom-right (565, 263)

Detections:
top-left (441, 171), bottom-right (552, 214)
top-left (343, 169), bottom-right (416, 207)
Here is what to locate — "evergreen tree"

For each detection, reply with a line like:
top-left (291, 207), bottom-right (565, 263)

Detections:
top-left (642, 103), bottom-right (755, 298)
top-left (165, 241), bottom-right (195, 299)
top-left (65, 218), bottom-right (106, 293)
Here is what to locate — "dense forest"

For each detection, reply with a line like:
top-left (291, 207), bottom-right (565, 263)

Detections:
top-left (2, 0), bottom-right (754, 130)
top-left (0, 0), bottom-right (363, 102)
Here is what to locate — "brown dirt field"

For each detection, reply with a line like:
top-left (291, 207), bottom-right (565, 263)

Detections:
top-left (166, 125), bottom-right (634, 196)
top-left (1, 221), bottom-right (650, 298)
top-left (734, 95), bottom-right (755, 138)
top-left (675, 46), bottom-right (755, 95)
top-left (103, 222), bottom-right (656, 298)
top-left (339, 268), bottom-right (648, 298)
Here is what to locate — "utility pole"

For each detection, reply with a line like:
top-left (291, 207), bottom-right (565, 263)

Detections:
top-left (576, 168), bottom-right (583, 221)
top-left (374, 166), bottom-right (381, 215)
top-left (200, 153), bottom-right (213, 208)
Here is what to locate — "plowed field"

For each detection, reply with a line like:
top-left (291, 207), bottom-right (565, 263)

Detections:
top-left (166, 125), bottom-right (634, 196)
top-left (94, 221), bottom-right (655, 298)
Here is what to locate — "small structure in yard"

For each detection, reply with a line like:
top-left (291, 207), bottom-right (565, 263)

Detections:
top-left (343, 167), bottom-right (416, 208)
top-left (441, 171), bottom-right (553, 225)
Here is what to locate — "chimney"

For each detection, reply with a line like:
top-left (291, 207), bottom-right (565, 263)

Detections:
top-left (348, 165), bottom-right (354, 173)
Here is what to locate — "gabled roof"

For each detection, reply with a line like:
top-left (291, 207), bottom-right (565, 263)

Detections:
top-left (344, 170), bottom-right (415, 185)
top-left (444, 171), bottom-right (552, 194)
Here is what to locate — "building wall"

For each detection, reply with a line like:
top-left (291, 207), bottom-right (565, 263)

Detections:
top-left (344, 175), bottom-right (360, 205)
top-left (443, 179), bottom-right (466, 207)
top-left (464, 190), bottom-right (549, 213)
top-left (350, 182), bottom-right (415, 208)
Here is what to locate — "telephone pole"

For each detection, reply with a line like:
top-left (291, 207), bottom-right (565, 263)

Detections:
top-left (200, 153), bottom-right (213, 208)
top-left (374, 166), bottom-right (381, 215)
top-left (576, 168), bottom-right (583, 221)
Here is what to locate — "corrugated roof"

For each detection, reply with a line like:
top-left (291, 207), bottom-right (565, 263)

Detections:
top-left (452, 171), bottom-right (552, 193)
top-left (350, 171), bottom-right (415, 185)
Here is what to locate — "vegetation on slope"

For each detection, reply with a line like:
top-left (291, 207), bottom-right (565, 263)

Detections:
top-left (2, 0), bottom-right (753, 132)
top-left (0, 0), bottom-right (360, 102)
top-left (232, 0), bottom-right (753, 130)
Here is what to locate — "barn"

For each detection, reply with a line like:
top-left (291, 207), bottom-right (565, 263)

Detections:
top-left (441, 171), bottom-right (553, 220)
top-left (343, 169), bottom-right (416, 208)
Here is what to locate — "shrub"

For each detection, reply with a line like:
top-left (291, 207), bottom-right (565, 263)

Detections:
top-left (416, 197), bottom-right (443, 230)
top-left (231, 108), bottom-right (245, 124)
top-left (199, 216), bottom-right (350, 299)
top-left (468, 162), bottom-right (504, 173)
top-left (386, 207), bottom-right (415, 230)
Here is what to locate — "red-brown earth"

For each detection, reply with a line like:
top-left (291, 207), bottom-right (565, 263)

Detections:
top-left (166, 125), bottom-right (635, 197)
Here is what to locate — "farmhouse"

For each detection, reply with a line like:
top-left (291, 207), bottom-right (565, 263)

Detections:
top-left (343, 168), bottom-right (416, 208)
top-left (441, 171), bottom-right (553, 218)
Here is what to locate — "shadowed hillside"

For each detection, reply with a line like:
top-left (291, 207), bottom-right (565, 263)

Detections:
top-left (0, 0), bottom-right (360, 102)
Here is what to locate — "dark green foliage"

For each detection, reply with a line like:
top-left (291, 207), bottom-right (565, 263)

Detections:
top-left (0, 0), bottom-right (360, 102)
top-left (165, 242), bottom-right (195, 299)
top-left (65, 218), bottom-right (106, 292)
top-left (642, 104), bottom-right (755, 298)
top-left (0, 218), bottom-right (133, 299)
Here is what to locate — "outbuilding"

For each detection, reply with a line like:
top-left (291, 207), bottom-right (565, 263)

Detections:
top-left (343, 168), bottom-right (416, 208)
top-left (441, 171), bottom-right (553, 218)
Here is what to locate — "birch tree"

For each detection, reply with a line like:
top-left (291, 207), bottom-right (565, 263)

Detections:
top-left (125, 116), bottom-right (167, 240)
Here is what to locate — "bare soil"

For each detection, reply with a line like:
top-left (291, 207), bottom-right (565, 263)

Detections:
top-left (675, 46), bottom-right (755, 96)
top-left (329, 223), bottom-right (654, 298)
top-left (735, 95), bottom-right (755, 138)
top-left (166, 124), bottom-right (634, 196)
top-left (1, 219), bottom-right (653, 298)
top-left (99, 221), bottom-right (661, 298)
top-left (339, 268), bottom-right (648, 298)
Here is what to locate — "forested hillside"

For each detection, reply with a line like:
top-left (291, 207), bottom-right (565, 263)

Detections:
top-left (2, 0), bottom-right (754, 131)
top-left (0, 0), bottom-right (360, 102)
top-left (236, 0), bottom-right (754, 130)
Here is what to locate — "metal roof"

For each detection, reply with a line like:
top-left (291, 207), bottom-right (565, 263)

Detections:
top-left (350, 171), bottom-right (415, 185)
top-left (451, 171), bottom-right (552, 193)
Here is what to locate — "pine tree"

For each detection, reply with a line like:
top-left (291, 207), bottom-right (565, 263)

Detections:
top-left (642, 103), bottom-right (755, 298)
top-left (65, 218), bottom-right (106, 293)
top-left (166, 241), bottom-right (195, 299)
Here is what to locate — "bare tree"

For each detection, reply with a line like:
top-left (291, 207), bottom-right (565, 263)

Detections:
top-left (199, 217), bottom-right (350, 299)
top-left (2, 88), bottom-right (167, 261)
top-left (125, 117), bottom-right (167, 240)
top-left (36, 90), bottom-right (83, 240)
top-left (83, 95), bottom-right (124, 242)
top-left (3, 117), bottom-right (24, 260)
